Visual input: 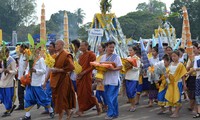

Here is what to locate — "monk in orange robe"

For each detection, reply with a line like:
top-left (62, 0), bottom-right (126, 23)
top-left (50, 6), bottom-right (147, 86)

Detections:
top-left (75, 40), bottom-right (102, 117)
top-left (50, 40), bottom-right (76, 120)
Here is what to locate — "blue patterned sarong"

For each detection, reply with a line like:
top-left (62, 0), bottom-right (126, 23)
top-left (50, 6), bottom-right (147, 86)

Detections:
top-left (125, 80), bottom-right (138, 99)
top-left (104, 83), bottom-right (119, 118)
top-left (142, 78), bottom-right (150, 91)
top-left (157, 88), bottom-right (167, 106)
top-left (0, 87), bottom-right (14, 110)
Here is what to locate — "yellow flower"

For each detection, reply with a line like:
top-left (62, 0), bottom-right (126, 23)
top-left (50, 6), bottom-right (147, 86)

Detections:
top-left (44, 53), bottom-right (55, 68)
top-left (24, 49), bottom-right (32, 56)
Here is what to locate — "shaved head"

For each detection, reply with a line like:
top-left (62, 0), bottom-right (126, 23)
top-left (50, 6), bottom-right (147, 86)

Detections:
top-left (55, 40), bottom-right (65, 51)
top-left (56, 40), bottom-right (65, 46)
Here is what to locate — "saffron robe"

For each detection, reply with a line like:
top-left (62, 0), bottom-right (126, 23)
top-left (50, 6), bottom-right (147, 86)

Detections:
top-left (77, 51), bottom-right (97, 112)
top-left (50, 50), bottom-right (76, 114)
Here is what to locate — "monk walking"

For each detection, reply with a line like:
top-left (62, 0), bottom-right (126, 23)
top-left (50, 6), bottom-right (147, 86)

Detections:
top-left (75, 40), bottom-right (102, 117)
top-left (50, 40), bottom-right (76, 120)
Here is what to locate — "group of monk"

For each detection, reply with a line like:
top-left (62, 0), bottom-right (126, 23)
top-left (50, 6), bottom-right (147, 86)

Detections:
top-left (0, 38), bottom-right (200, 120)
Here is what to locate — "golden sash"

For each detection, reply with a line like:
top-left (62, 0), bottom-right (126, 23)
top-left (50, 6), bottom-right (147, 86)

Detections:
top-left (138, 75), bottom-right (143, 85)
top-left (158, 68), bottom-right (169, 92)
top-left (165, 63), bottom-right (187, 104)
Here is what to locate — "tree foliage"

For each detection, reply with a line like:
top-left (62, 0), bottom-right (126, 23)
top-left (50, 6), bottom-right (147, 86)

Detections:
top-left (0, 0), bottom-right (36, 41)
top-left (136, 0), bottom-right (167, 15)
top-left (118, 0), bottom-right (199, 40)
top-left (45, 9), bottom-right (85, 41)
top-left (169, 0), bottom-right (200, 39)
top-left (118, 11), bottom-right (160, 40)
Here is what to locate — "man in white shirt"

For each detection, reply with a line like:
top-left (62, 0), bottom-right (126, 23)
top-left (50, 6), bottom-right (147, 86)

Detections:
top-left (70, 39), bottom-right (81, 92)
top-left (0, 47), bottom-right (17, 117)
top-left (100, 41), bottom-right (122, 120)
top-left (41, 42), bottom-right (56, 114)
top-left (20, 46), bottom-right (54, 120)
top-left (15, 44), bottom-right (28, 110)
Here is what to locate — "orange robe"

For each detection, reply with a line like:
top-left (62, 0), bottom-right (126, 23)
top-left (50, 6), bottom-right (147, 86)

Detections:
top-left (50, 50), bottom-right (76, 114)
top-left (77, 51), bottom-right (97, 112)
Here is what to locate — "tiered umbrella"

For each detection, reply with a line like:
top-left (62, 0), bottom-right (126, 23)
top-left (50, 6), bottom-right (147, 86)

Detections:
top-left (181, 6), bottom-right (194, 60)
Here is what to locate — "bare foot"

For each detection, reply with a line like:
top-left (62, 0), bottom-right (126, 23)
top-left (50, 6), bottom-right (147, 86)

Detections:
top-left (96, 104), bottom-right (102, 115)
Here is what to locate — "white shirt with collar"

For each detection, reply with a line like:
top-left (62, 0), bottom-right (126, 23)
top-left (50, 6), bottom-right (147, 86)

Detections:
top-left (0, 56), bottom-right (17, 88)
top-left (125, 55), bottom-right (141, 81)
top-left (31, 57), bottom-right (46, 86)
top-left (100, 54), bottom-right (122, 86)
top-left (194, 55), bottom-right (200, 79)
top-left (18, 54), bottom-right (28, 79)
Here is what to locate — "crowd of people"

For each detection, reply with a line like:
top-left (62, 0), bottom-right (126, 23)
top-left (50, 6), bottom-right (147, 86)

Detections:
top-left (0, 39), bottom-right (200, 120)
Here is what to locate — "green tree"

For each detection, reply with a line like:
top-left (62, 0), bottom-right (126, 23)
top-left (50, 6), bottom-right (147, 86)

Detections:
top-left (0, 0), bottom-right (36, 41)
top-left (75, 8), bottom-right (86, 26)
top-left (46, 10), bottom-right (81, 40)
top-left (78, 22), bottom-right (91, 40)
top-left (169, 0), bottom-right (199, 39)
top-left (136, 0), bottom-right (167, 15)
top-left (118, 11), bottom-right (159, 39)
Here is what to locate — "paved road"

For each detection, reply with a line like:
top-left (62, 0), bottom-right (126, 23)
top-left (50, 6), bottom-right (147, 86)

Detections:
top-left (0, 94), bottom-right (195, 120)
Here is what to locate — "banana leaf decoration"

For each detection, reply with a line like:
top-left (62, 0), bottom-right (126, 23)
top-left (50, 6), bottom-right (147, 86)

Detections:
top-left (28, 33), bottom-right (34, 48)
top-left (2, 41), bottom-right (7, 69)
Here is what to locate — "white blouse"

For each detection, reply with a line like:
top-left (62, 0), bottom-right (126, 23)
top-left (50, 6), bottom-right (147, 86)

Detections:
top-left (125, 55), bottom-right (140, 81)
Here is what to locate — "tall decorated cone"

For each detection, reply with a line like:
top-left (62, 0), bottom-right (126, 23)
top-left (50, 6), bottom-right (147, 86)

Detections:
top-left (140, 38), bottom-right (150, 70)
top-left (40, 3), bottom-right (46, 42)
top-left (0, 29), bottom-right (2, 45)
top-left (181, 6), bottom-right (194, 60)
top-left (158, 36), bottom-right (165, 61)
top-left (64, 11), bottom-right (69, 51)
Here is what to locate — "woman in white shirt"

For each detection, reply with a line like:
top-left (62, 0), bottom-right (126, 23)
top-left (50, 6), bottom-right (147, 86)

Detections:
top-left (125, 46), bottom-right (140, 112)
top-left (147, 46), bottom-right (159, 107)
top-left (100, 41), bottom-right (122, 119)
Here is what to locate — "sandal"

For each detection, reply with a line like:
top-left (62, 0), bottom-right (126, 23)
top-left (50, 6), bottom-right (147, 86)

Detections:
top-left (67, 110), bottom-right (74, 120)
top-left (105, 115), bottom-right (113, 120)
top-left (73, 111), bottom-right (82, 118)
top-left (170, 114), bottom-right (179, 118)
top-left (157, 110), bottom-right (165, 115)
top-left (146, 105), bottom-right (153, 108)
top-left (129, 107), bottom-right (136, 112)
top-left (193, 113), bottom-right (200, 118)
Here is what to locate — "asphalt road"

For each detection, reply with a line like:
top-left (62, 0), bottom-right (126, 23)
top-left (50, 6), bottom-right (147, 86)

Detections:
top-left (0, 94), bottom-right (195, 120)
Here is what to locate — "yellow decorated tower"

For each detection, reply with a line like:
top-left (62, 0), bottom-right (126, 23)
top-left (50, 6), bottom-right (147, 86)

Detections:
top-left (40, 3), bottom-right (46, 41)
top-left (64, 11), bottom-right (69, 51)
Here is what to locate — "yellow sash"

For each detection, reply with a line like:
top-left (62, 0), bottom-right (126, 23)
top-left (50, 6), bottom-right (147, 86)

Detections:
top-left (165, 63), bottom-right (187, 104)
top-left (138, 75), bottom-right (143, 84)
top-left (96, 55), bottom-right (103, 62)
top-left (147, 53), bottom-right (152, 59)
top-left (158, 68), bottom-right (169, 92)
